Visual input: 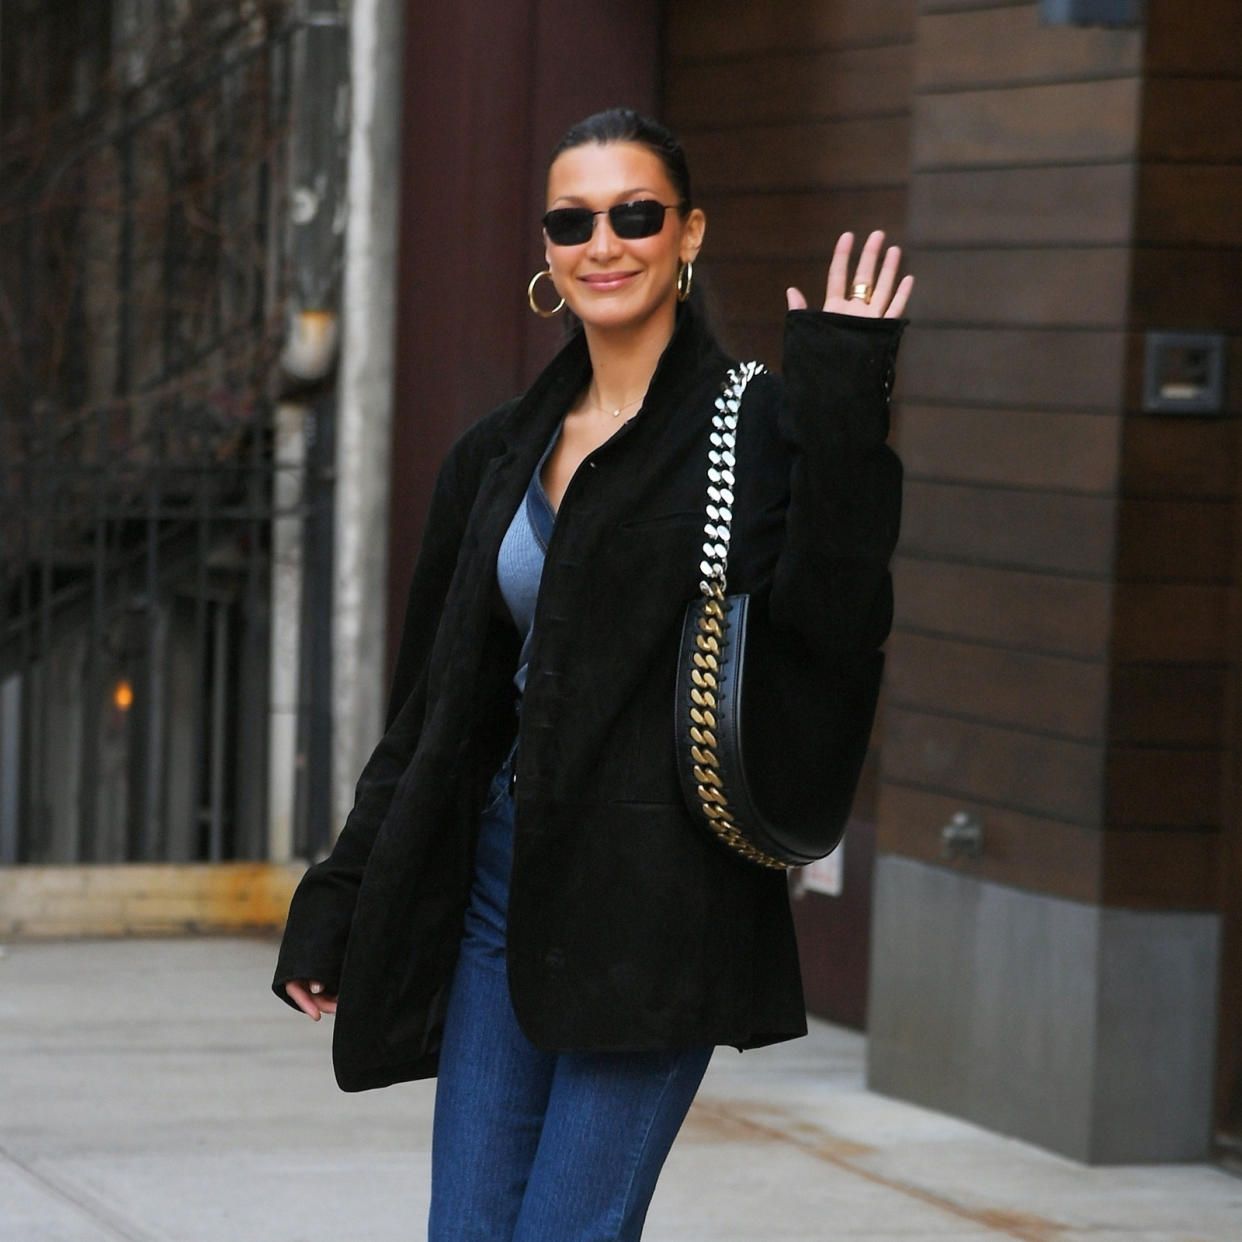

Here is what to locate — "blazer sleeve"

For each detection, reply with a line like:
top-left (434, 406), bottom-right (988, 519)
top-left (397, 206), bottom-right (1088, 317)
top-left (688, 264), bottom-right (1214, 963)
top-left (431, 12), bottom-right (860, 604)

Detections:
top-left (270, 422), bottom-right (493, 1007)
top-left (768, 309), bottom-right (904, 654)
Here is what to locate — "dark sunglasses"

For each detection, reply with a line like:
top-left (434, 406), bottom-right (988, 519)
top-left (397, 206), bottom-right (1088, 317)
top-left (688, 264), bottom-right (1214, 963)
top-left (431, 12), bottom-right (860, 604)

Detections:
top-left (541, 200), bottom-right (681, 246)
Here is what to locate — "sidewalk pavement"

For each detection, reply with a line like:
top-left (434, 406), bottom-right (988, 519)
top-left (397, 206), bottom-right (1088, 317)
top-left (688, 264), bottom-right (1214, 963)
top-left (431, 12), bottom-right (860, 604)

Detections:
top-left (1, 936), bottom-right (1238, 1242)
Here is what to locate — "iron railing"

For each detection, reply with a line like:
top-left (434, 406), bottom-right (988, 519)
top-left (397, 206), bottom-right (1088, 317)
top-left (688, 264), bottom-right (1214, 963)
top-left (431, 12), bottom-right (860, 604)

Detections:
top-left (0, 0), bottom-right (331, 864)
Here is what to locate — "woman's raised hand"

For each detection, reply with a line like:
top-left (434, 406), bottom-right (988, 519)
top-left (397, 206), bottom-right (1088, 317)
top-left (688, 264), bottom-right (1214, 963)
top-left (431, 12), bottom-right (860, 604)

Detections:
top-left (786, 230), bottom-right (913, 319)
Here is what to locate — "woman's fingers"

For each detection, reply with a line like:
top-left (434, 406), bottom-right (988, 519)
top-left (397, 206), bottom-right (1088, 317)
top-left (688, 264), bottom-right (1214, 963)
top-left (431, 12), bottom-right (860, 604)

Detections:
top-left (285, 981), bottom-right (321, 1019)
top-left (885, 273), bottom-right (915, 319)
top-left (845, 230), bottom-right (885, 309)
top-left (869, 242), bottom-right (902, 314)
top-left (823, 231), bottom-right (854, 306)
top-left (786, 286), bottom-right (808, 311)
top-left (285, 979), bottom-right (337, 1020)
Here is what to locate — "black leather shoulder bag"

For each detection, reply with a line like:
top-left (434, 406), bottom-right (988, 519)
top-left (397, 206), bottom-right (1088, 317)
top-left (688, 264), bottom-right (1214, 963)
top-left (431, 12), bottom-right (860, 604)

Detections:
top-left (675, 362), bottom-right (879, 869)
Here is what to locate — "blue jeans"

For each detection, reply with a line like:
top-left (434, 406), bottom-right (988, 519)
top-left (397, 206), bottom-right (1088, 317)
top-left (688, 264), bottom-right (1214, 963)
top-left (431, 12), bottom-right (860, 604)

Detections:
top-left (428, 753), bottom-right (713, 1242)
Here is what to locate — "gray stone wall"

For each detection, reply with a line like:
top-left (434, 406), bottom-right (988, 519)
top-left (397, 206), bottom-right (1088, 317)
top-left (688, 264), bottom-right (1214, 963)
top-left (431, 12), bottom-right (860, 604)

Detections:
top-left (867, 855), bottom-right (1220, 1163)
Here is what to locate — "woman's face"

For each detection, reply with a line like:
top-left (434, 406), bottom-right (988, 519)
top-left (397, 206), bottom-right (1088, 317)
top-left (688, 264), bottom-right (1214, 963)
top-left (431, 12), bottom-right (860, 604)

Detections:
top-left (543, 141), bottom-right (705, 336)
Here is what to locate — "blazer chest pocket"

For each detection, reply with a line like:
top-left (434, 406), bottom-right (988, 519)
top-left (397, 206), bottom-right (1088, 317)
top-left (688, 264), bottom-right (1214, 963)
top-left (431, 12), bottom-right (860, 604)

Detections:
top-left (597, 514), bottom-right (704, 600)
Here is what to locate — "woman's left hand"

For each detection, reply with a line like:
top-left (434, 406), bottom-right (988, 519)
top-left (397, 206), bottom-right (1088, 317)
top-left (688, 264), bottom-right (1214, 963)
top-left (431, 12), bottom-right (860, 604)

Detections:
top-left (786, 230), bottom-right (913, 319)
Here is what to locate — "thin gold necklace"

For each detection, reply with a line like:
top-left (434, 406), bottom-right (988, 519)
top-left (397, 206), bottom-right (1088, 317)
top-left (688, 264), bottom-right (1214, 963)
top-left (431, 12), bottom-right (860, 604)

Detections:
top-left (586, 384), bottom-right (645, 418)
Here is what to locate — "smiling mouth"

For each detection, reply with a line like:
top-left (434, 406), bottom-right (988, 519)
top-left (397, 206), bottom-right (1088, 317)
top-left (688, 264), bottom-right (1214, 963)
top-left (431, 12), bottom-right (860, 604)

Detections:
top-left (581, 271), bottom-right (638, 291)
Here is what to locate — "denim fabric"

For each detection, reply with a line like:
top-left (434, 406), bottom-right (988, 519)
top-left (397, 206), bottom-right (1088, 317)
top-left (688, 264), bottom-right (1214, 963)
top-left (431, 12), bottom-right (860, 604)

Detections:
top-left (428, 752), bottom-right (713, 1242)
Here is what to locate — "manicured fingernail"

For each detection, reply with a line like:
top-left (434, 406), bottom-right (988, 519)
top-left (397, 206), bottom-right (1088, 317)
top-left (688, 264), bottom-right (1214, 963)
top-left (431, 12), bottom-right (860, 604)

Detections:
top-left (309, 982), bottom-right (323, 994)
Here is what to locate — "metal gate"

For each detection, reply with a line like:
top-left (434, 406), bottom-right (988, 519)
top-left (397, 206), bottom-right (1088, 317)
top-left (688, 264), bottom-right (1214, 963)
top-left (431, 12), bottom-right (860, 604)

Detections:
top-left (0, 0), bottom-right (331, 864)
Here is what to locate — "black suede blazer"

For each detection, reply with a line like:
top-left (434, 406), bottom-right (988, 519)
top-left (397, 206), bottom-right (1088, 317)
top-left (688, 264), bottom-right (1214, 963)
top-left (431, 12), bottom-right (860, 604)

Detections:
top-left (273, 304), bottom-right (904, 1092)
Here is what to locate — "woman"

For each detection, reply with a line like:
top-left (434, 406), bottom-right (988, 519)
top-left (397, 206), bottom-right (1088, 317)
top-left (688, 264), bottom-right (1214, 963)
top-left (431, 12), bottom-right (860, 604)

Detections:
top-left (274, 108), bottom-right (912, 1241)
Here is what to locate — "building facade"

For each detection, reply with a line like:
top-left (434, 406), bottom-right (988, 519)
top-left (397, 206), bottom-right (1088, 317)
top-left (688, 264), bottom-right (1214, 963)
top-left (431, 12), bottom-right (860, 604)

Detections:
top-left (3, 0), bottom-right (1238, 1165)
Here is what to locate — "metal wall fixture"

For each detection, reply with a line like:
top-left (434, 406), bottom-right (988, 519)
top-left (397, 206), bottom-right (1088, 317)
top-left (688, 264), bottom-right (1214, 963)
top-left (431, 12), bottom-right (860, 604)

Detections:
top-left (941, 811), bottom-right (984, 861)
top-left (1039, 0), bottom-right (1144, 26)
top-left (1142, 332), bottom-right (1228, 415)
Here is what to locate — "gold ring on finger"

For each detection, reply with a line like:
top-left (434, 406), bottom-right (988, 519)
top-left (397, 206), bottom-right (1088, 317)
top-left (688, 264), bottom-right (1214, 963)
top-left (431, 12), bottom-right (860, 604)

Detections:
top-left (849, 282), bottom-right (873, 304)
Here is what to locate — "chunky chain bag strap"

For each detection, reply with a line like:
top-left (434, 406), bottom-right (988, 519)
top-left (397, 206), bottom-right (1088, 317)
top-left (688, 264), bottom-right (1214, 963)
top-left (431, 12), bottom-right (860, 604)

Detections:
top-left (675, 362), bottom-right (869, 869)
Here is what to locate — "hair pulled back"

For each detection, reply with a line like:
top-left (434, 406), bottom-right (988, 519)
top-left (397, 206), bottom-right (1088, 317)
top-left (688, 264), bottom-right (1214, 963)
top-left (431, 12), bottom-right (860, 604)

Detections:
top-left (548, 108), bottom-right (693, 215)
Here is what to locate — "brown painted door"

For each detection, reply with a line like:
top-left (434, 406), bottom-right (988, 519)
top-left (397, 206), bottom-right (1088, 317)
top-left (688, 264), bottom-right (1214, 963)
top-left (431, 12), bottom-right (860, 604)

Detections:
top-left (790, 795), bottom-right (876, 1029)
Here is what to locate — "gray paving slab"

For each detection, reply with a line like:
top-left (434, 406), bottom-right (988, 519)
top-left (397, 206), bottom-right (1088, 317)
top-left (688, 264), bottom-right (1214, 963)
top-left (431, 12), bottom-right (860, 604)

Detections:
top-left (0, 937), bottom-right (1238, 1242)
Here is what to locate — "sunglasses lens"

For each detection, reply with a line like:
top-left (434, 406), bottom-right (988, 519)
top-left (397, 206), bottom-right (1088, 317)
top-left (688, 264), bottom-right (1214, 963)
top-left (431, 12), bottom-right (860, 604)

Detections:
top-left (609, 201), bottom-right (667, 238)
top-left (543, 208), bottom-right (594, 245)
top-left (543, 202), bottom-right (673, 244)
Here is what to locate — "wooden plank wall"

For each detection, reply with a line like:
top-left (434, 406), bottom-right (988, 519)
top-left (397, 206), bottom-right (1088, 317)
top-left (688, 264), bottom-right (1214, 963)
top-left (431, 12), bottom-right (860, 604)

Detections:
top-left (664, 0), bottom-right (915, 367)
top-left (1119, 0), bottom-right (1242, 1136)
top-left (877, 2), bottom-right (1144, 901)
top-left (664, 0), bottom-right (916, 1026)
top-left (1102, 1), bottom-right (1242, 910)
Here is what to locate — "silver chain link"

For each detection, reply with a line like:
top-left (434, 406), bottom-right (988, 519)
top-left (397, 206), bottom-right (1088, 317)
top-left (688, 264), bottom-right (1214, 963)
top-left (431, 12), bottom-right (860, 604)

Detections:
top-left (698, 361), bottom-right (765, 599)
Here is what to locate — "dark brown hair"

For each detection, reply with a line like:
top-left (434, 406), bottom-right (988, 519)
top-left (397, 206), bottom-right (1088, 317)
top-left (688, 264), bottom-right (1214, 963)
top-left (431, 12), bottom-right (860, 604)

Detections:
top-left (549, 108), bottom-right (693, 216)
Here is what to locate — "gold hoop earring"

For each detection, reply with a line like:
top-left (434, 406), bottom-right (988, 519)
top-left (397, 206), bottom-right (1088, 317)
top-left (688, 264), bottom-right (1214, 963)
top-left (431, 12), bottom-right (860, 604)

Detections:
top-left (527, 269), bottom-right (565, 318)
top-left (677, 260), bottom-right (694, 303)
